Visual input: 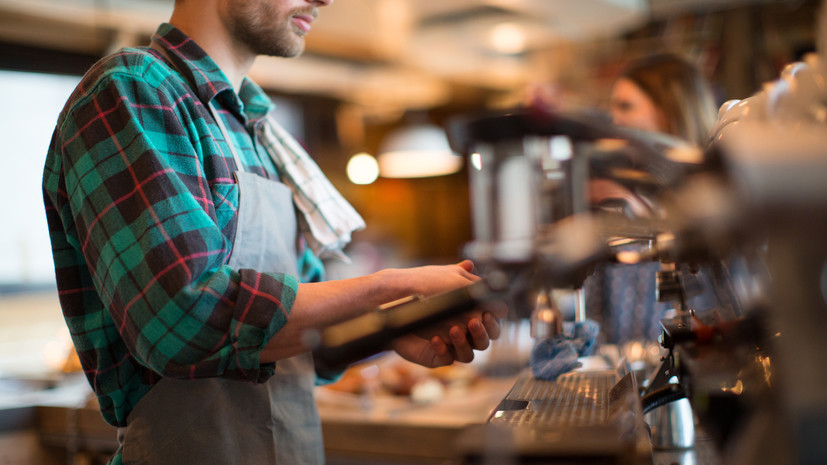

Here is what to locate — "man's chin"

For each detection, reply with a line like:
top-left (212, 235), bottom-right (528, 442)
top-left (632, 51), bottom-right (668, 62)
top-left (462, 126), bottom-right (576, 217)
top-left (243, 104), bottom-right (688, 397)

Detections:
top-left (258, 41), bottom-right (305, 59)
top-left (281, 35), bottom-right (306, 58)
top-left (282, 46), bottom-right (305, 58)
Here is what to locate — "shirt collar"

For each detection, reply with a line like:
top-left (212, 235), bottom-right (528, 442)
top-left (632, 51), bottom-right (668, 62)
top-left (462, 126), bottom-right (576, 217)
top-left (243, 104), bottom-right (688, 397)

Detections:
top-left (150, 23), bottom-right (275, 124)
top-left (239, 78), bottom-right (276, 123)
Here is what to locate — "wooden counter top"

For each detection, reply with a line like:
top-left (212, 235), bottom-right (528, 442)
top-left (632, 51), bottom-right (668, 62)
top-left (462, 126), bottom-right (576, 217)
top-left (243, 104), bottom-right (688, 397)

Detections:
top-left (34, 373), bottom-right (517, 465)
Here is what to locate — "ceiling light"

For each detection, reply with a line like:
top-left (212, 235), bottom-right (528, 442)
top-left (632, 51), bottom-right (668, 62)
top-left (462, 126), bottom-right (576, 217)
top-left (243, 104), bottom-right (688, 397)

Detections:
top-left (377, 124), bottom-right (464, 178)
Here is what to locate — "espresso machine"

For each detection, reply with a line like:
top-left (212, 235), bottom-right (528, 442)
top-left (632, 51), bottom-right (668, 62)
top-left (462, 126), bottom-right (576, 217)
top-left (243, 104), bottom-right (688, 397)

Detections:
top-left (443, 93), bottom-right (826, 465)
top-left (445, 109), bottom-right (701, 465)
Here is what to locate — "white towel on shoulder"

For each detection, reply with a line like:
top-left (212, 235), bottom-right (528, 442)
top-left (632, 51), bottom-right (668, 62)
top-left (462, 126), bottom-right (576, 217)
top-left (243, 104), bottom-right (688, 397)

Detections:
top-left (257, 115), bottom-right (365, 262)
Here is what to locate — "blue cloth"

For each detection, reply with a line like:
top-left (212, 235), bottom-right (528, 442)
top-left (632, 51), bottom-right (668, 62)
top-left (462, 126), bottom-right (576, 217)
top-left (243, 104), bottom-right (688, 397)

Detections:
top-left (530, 320), bottom-right (601, 381)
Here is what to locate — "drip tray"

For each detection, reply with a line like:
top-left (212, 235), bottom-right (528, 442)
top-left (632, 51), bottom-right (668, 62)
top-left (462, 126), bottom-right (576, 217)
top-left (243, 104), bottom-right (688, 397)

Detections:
top-left (456, 370), bottom-right (652, 464)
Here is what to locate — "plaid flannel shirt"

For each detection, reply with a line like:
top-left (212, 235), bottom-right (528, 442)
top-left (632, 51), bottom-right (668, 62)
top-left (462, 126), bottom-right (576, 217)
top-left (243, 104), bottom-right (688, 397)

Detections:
top-left (42, 23), bottom-right (324, 430)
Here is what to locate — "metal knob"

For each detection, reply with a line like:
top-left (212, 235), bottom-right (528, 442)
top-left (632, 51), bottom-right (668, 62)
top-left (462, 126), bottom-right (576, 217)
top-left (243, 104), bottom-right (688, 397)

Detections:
top-left (530, 290), bottom-right (563, 339)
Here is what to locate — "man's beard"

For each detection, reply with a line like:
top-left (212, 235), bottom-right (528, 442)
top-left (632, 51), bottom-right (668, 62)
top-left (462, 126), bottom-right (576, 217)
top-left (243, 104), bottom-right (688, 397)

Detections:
top-left (225, 1), bottom-right (308, 58)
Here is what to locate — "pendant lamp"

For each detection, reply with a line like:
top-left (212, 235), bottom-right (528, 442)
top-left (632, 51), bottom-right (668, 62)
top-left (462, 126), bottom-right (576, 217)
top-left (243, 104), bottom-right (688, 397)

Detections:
top-left (377, 124), bottom-right (463, 178)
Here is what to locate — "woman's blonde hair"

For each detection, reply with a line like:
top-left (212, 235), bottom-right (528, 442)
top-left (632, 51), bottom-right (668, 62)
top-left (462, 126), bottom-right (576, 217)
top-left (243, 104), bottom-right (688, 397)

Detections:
top-left (620, 53), bottom-right (718, 147)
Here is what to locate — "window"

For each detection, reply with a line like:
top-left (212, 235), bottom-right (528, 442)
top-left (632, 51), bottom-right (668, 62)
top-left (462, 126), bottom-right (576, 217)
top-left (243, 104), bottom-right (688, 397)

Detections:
top-left (0, 70), bottom-right (80, 288)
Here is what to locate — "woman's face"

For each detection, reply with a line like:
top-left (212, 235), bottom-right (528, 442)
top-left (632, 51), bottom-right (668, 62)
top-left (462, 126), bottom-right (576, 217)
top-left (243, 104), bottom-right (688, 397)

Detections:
top-left (610, 78), bottom-right (665, 133)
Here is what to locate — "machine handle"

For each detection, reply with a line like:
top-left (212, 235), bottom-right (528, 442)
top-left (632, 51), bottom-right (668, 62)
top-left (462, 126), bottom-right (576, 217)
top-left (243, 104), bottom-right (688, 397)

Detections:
top-left (641, 384), bottom-right (687, 415)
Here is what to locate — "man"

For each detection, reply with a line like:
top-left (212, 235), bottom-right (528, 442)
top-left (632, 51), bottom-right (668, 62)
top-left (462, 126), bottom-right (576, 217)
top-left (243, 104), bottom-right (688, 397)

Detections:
top-left (43, 1), bottom-right (504, 463)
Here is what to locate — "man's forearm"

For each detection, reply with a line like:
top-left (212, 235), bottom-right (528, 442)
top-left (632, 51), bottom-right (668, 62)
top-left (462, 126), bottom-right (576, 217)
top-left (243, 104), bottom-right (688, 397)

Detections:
top-left (258, 261), bottom-right (485, 363)
top-left (259, 270), bottom-right (405, 362)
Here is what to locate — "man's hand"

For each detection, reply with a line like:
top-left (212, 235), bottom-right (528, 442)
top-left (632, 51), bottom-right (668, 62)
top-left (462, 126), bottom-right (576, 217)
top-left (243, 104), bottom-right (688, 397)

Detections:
top-left (394, 259), bottom-right (480, 296)
top-left (393, 312), bottom-right (502, 367)
top-left (270, 258), bottom-right (506, 364)
top-left (403, 260), bottom-right (508, 345)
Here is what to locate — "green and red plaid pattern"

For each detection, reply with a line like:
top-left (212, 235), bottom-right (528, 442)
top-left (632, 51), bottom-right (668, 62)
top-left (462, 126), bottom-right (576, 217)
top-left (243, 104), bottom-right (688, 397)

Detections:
top-left (42, 23), bottom-right (322, 429)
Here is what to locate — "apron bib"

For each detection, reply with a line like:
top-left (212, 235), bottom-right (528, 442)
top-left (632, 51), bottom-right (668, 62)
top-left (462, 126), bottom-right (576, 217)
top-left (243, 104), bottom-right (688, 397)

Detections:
top-left (119, 171), bottom-right (324, 465)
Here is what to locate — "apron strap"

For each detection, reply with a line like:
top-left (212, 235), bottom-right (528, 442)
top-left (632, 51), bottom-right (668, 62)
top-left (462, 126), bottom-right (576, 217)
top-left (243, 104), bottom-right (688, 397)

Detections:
top-left (207, 101), bottom-right (246, 173)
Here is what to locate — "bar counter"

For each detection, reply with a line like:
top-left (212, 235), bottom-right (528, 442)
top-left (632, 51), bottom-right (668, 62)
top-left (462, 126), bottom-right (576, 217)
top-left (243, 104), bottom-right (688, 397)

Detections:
top-left (27, 369), bottom-right (722, 465)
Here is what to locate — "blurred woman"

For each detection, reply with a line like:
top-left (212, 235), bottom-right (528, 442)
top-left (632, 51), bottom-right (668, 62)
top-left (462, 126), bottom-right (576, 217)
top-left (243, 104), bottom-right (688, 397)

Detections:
top-left (587, 53), bottom-right (718, 345)
top-left (610, 53), bottom-right (718, 147)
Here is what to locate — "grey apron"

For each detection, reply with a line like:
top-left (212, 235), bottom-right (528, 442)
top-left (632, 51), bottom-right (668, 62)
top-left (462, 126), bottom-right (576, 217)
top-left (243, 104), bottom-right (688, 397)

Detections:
top-left (118, 169), bottom-right (324, 464)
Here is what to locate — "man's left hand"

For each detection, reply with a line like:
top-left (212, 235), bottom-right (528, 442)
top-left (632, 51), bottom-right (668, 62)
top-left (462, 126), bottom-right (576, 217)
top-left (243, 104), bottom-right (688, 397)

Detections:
top-left (392, 312), bottom-right (502, 367)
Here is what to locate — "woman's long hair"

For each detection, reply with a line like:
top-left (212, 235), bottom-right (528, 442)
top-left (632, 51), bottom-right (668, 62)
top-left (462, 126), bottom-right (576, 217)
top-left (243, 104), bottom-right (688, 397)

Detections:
top-left (620, 53), bottom-right (718, 147)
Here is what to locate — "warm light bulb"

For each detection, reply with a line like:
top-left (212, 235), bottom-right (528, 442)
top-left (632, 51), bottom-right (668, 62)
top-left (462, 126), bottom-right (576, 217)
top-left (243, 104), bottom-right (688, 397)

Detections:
top-left (347, 152), bottom-right (379, 185)
top-left (490, 23), bottom-right (526, 55)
